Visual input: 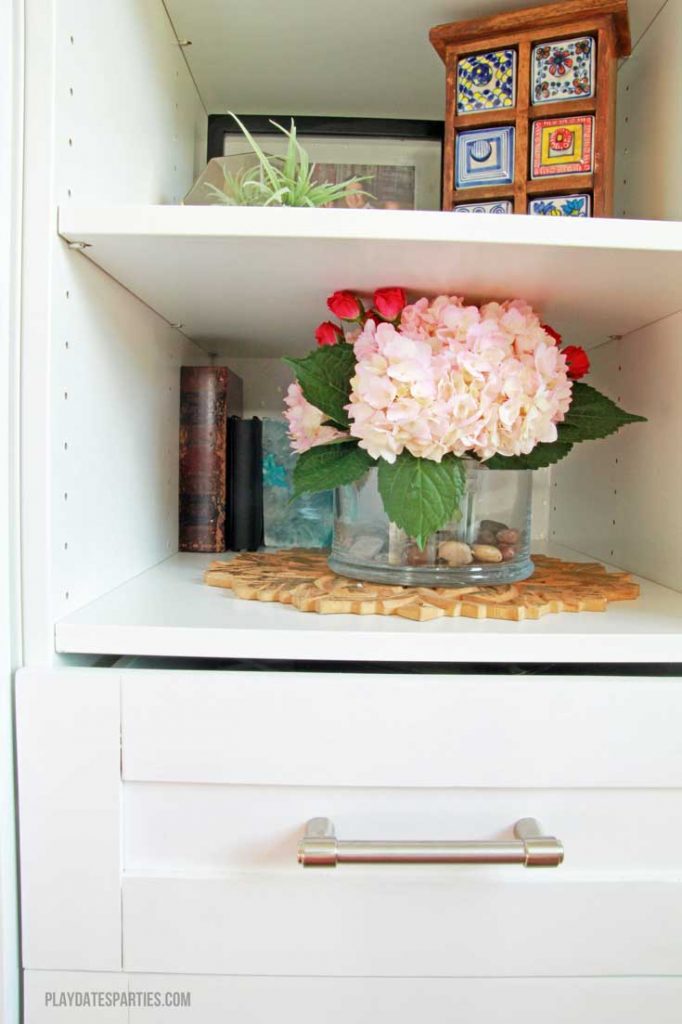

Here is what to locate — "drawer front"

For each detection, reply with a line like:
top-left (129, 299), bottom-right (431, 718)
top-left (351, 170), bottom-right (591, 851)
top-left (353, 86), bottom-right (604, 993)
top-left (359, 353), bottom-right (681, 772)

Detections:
top-left (18, 667), bottom-right (682, 980)
top-left (123, 786), bottom-right (682, 977)
top-left (23, 972), bottom-right (682, 1024)
top-left (122, 671), bottom-right (682, 787)
top-left (123, 874), bottom-right (682, 977)
top-left (120, 670), bottom-right (682, 978)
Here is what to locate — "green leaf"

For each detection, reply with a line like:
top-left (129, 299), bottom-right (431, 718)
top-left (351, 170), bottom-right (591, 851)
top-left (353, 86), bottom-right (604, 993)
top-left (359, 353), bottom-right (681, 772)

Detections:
top-left (284, 342), bottom-right (355, 427)
top-left (377, 452), bottom-right (466, 549)
top-left (228, 112), bottom-right (282, 193)
top-left (292, 441), bottom-right (374, 497)
top-left (484, 441), bottom-right (574, 470)
top-left (558, 382), bottom-right (647, 443)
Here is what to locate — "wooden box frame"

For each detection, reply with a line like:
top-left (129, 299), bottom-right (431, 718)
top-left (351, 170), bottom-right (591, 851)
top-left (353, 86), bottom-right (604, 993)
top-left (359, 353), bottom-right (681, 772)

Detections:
top-left (430, 0), bottom-right (631, 216)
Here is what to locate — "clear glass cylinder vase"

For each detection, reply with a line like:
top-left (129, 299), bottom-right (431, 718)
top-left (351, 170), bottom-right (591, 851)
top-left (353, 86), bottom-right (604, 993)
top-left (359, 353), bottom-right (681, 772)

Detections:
top-left (328, 462), bottom-right (533, 587)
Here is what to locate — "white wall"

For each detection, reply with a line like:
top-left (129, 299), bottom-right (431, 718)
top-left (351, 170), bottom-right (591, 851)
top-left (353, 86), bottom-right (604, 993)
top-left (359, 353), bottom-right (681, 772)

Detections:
top-left (21, 0), bottom-right (209, 664)
top-left (1, 0), bottom-right (22, 1019)
top-left (551, 0), bottom-right (682, 590)
top-left (615, 0), bottom-right (682, 221)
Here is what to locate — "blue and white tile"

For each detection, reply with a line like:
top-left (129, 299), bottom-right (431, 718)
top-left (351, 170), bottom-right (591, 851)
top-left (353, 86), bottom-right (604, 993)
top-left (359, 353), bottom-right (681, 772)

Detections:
top-left (454, 200), bottom-right (513, 213)
top-left (457, 49), bottom-right (516, 114)
top-left (528, 194), bottom-right (592, 217)
top-left (531, 36), bottom-right (596, 105)
top-left (455, 126), bottom-right (515, 188)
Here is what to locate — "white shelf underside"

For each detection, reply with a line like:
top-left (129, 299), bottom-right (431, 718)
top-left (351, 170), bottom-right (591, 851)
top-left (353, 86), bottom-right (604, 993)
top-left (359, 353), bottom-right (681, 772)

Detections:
top-left (58, 206), bottom-right (682, 356)
top-left (55, 546), bottom-right (682, 663)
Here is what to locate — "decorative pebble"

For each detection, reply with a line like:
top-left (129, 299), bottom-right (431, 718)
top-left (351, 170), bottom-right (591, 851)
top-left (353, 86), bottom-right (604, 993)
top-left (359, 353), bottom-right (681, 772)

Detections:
top-left (472, 544), bottom-right (503, 563)
top-left (349, 535), bottom-right (385, 560)
top-left (497, 528), bottom-right (520, 545)
top-left (476, 529), bottom-right (497, 545)
top-left (499, 545), bottom-right (516, 561)
top-left (438, 540), bottom-right (473, 566)
top-left (406, 543), bottom-right (432, 566)
top-left (480, 519), bottom-right (508, 535)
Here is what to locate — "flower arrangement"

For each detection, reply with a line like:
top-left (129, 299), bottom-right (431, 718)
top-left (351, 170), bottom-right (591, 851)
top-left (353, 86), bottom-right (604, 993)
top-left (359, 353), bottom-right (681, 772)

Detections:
top-left (284, 288), bottom-right (645, 547)
top-left (204, 113), bottom-right (371, 208)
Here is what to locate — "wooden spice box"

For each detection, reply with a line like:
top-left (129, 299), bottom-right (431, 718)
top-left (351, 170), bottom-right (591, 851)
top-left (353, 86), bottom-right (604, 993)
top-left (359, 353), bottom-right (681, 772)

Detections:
top-left (430, 0), bottom-right (631, 215)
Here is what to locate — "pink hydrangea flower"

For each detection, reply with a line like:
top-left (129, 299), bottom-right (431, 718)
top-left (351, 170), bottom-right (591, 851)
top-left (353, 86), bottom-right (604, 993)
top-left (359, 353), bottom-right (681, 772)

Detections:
top-left (283, 382), bottom-right (346, 454)
top-left (346, 298), bottom-right (572, 463)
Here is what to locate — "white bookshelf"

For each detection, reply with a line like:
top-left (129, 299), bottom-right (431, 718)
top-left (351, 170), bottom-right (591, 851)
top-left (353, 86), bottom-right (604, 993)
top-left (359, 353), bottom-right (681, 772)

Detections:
top-left (55, 546), bottom-right (682, 663)
top-left (58, 206), bottom-right (682, 356)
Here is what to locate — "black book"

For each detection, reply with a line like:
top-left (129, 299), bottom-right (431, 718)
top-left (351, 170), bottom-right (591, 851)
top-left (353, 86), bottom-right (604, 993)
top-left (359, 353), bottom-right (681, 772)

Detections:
top-left (227, 417), bottom-right (264, 551)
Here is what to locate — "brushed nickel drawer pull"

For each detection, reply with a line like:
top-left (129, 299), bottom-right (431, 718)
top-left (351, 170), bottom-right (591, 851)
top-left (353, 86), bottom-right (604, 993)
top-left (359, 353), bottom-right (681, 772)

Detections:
top-left (298, 817), bottom-right (563, 868)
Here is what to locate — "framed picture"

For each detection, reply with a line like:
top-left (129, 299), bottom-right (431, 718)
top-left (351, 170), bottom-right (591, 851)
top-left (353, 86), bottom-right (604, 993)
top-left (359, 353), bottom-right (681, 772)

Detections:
top-left (205, 115), bottom-right (444, 211)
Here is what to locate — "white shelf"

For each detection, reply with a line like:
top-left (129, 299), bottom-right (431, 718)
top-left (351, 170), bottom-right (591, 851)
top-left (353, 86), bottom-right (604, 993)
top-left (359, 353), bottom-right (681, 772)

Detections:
top-left (55, 547), bottom-right (682, 663)
top-left (58, 206), bottom-right (682, 357)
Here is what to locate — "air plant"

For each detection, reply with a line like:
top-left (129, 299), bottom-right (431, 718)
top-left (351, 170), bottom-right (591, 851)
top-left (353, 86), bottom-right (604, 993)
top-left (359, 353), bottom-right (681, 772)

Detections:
top-left (204, 112), bottom-right (373, 208)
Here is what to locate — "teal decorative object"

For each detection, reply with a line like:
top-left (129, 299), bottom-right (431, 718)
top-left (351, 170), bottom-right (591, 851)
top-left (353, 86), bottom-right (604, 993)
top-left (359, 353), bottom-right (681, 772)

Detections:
top-left (262, 419), bottom-right (333, 548)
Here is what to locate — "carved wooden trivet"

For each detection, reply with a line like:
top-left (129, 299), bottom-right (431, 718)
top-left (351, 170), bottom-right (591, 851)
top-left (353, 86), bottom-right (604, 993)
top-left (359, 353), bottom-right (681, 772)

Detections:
top-left (204, 551), bottom-right (639, 622)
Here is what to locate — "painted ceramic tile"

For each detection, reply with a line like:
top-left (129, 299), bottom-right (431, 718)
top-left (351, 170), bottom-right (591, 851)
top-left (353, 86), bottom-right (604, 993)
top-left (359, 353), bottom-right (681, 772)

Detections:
top-left (457, 49), bottom-right (517, 114)
top-left (531, 116), bottom-right (594, 178)
top-left (454, 200), bottom-right (513, 213)
top-left (528, 194), bottom-right (592, 217)
top-left (532, 36), bottom-right (596, 105)
top-left (456, 126), bottom-right (515, 188)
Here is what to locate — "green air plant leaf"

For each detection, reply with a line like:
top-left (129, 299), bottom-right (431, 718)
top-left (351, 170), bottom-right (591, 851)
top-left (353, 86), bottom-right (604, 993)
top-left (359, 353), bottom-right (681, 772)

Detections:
top-left (292, 441), bottom-right (374, 498)
top-left (558, 382), bottom-right (647, 443)
top-left (215, 112), bottom-right (373, 208)
top-left (484, 441), bottom-right (574, 470)
top-left (377, 452), bottom-right (467, 549)
top-left (284, 342), bottom-right (356, 427)
top-left (228, 112), bottom-right (283, 194)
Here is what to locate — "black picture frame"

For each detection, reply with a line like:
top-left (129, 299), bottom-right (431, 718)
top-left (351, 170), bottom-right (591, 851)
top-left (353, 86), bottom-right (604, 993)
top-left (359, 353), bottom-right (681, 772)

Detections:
top-left (207, 115), bottom-right (444, 208)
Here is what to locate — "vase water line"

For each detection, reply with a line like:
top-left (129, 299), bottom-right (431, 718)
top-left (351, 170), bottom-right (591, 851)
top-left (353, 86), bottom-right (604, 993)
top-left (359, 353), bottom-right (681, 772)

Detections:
top-left (328, 462), bottom-right (533, 587)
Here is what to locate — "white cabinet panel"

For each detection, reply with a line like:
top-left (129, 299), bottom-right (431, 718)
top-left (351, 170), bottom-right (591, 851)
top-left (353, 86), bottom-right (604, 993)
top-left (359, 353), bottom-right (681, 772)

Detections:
top-left (124, 784), bottom-right (682, 874)
top-left (117, 669), bottom-right (682, 977)
top-left (127, 975), bottom-right (682, 1024)
top-left (122, 671), bottom-right (682, 787)
top-left (24, 972), bottom-right (127, 1024)
top-left (23, 972), bottom-right (682, 1024)
top-left (18, 667), bottom-right (682, 985)
top-left (16, 670), bottom-right (122, 970)
top-left (123, 873), bottom-right (682, 977)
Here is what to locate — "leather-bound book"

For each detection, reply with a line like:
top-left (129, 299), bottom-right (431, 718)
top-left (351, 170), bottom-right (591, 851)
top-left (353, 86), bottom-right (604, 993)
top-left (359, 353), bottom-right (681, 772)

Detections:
top-left (179, 366), bottom-right (243, 552)
top-left (227, 417), bottom-right (264, 551)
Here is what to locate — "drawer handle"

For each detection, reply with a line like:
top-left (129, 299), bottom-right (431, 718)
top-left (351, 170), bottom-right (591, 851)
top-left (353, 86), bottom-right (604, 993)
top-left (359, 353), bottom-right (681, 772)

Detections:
top-left (298, 817), bottom-right (563, 868)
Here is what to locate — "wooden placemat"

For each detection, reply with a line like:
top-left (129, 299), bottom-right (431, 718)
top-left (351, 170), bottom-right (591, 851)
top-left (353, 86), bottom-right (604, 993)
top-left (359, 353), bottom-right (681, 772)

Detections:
top-left (204, 550), bottom-right (639, 622)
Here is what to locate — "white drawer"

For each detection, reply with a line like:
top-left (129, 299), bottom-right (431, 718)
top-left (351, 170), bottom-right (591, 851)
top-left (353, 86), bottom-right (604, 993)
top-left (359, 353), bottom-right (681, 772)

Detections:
top-left (121, 671), bottom-right (682, 787)
top-left (18, 667), bottom-right (682, 982)
top-left (23, 971), bottom-right (682, 1024)
top-left (119, 670), bottom-right (682, 977)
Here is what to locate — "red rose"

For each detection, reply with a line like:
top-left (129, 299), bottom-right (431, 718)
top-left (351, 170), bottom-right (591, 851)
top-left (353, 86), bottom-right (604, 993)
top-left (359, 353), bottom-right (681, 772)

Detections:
top-left (563, 345), bottom-right (590, 379)
top-left (327, 290), bottom-right (363, 321)
top-left (363, 309), bottom-right (382, 325)
top-left (541, 323), bottom-right (562, 345)
top-left (374, 287), bottom-right (406, 321)
top-left (315, 321), bottom-right (343, 347)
